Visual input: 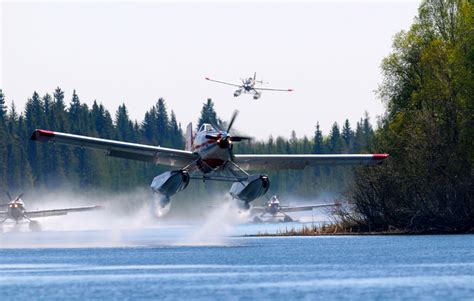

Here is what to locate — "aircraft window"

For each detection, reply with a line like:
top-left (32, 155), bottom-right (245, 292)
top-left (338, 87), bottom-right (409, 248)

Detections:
top-left (204, 124), bottom-right (214, 132)
top-left (198, 125), bottom-right (205, 132)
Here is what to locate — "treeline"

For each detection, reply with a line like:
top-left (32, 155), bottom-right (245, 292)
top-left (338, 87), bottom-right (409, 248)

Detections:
top-left (0, 88), bottom-right (184, 193)
top-left (347, 0), bottom-right (473, 233)
top-left (0, 92), bottom-right (374, 201)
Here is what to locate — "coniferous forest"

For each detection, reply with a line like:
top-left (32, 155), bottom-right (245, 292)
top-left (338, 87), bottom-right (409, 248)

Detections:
top-left (0, 0), bottom-right (472, 232)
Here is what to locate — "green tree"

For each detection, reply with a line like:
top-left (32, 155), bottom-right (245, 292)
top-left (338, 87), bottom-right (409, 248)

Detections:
top-left (341, 119), bottom-right (354, 152)
top-left (350, 0), bottom-right (474, 232)
top-left (313, 122), bottom-right (324, 154)
top-left (197, 98), bottom-right (220, 129)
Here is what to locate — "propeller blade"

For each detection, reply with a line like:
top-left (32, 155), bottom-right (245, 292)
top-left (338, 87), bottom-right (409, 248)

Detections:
top-left (230, 136), bottom-right (252, 142)
top-left (6, 192), bottom-right (12, 201)
top-left (227, 110), bottom-right (239, 132)
top-left (227, 145), bottom-right (235, 162)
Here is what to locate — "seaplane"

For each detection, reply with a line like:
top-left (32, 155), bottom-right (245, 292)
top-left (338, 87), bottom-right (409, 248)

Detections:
top-left (205, 72), bottom-right (293, 99)
top-left (250, 195), bottom-right (341, 223)
top-left (0, 193), bottom-right (103, 232)
top-left (31, 110), bottom-right (388, 217)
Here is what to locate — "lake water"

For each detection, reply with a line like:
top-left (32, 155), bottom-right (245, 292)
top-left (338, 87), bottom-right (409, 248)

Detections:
top-left (0, 224), bottom-right (472, 300)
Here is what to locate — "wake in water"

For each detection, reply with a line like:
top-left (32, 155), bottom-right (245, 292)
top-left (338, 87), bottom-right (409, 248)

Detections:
top-left (176, 195), bottom-right (249, 246)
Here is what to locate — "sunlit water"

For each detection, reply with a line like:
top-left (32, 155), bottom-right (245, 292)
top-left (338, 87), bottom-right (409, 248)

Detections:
top-left (0, 225), bottom-right (473, 300)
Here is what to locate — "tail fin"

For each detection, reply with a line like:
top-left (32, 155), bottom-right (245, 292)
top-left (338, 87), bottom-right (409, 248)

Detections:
top-left (185, 122), bottom-right (193, 152)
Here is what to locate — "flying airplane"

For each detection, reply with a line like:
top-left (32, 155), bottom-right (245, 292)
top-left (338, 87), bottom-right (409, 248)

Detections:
top-left (250, 195), bottom-right (341, 223)
top-left (205, 72), bottom-right (293, 99)
top-left (0, 193), bottom-right (103, 232)
top-left (31, 110), bottom-right (388, 217)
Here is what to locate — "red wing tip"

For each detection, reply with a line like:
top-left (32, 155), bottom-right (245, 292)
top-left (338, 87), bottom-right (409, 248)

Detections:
top-left (288, 89), bottom-right (294, 91)
top-left (373, 154), bottom-right (389, 160)
top-left (38, 129), bottom-right (55, 136)
top-left (31, 129), bottom-right (55, 141)
top-left (205, 77), bottom-right (210, 80)
top-left (94, 205), bottom-right (105, 209)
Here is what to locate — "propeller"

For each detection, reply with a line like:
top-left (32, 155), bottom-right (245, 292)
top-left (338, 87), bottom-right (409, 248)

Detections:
top-left (14, 193), bottom-right (24, 202)
top-left (204, 110), bottom-right (252, 158)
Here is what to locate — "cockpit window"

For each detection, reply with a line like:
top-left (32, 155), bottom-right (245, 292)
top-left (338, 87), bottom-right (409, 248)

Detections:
top-left (199, 124), bottom-right (215, 132)
top-left (204, 124), bottom-right (214, 132)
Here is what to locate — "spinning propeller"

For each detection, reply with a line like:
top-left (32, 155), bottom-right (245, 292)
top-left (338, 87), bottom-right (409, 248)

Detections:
top-left (205, 110), bottom-right (252, 156)
top-left (1, 192), bottom-right (22, 207)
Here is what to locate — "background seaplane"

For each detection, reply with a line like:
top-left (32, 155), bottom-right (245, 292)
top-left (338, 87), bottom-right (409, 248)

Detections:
top-left (205, 72), bottom-right (293, 99)
top-left (31, 110), bottom-right (388, 217)
top-left (0, 193), bottom-right (103, 232)
top-left (250, 195), bottom-right (341, 223)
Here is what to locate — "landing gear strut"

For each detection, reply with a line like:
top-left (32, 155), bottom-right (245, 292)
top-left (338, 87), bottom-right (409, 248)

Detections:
top-left (283, 214), bottom-right (293, 223)
top-left (29, 220), bottom-right (41, 232)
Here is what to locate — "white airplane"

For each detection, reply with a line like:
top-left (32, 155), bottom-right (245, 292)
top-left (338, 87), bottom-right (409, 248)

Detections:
top-left (250, 195), bottom-right (341, 223)
top-left (0, 193), bottom-right (103, 232)
top-left (31, 110), bottom-right (388, 217)
top-left (205, 72), bottom-right (293, 99)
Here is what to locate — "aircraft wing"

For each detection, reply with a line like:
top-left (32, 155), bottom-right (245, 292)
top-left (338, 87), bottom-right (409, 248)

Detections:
top-left (280, 203), bottom-right (339, 213)
top-left (233, 154), bottom-right (389, 170)
top-left (25, 205), bottom-right (104, 218)
top-left (31, 129), bottom-right (198, 167)
top-left (253, 87), bottom-right (293, 92)
top-left (205, 77), bottom-right (242, 87)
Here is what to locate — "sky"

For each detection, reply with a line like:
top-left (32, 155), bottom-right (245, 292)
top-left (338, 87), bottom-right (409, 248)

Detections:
top-left (1, 0), bottom-right (421, 140)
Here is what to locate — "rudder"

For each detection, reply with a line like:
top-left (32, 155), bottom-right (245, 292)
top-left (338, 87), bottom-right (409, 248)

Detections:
top-left (185, 122), bottom-right (193, 152)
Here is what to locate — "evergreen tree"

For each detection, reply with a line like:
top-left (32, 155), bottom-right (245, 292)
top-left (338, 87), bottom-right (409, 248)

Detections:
top-left (341, 119), bottom-right (354, 152)
top-left (328, 122), bottom-right (341, 153)
top-left (115, 103), bottom-right (135, 141)
top-left (142, 107), bottom-right (157, 145)
top-left (24, 92), bottom-right (46, 185)
top-left (197, 98), bottom-right (220, 129)
top-left (52, 87), bottom-right (73, 183)
top-left (6, 102), bottom-right (21, 189)
top-left (155, 98), bottom-right (169, 146)
top-left (313, 122), bottom-right (324, 154)
top-left (0, 90), bottom-right (8, 190)
top-left (0, 89), bottom-right (6, 122)
top-left (169, 110), bottom-right (183, 149)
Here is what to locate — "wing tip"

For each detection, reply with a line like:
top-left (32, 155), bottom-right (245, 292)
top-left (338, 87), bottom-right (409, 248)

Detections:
top-left (373, 153), bottom-right (389, 161)
top-left (31, 129), bottom-right (55, 141)
top-left (205, 77), bottom-right (210, 80)
top-left (288, 89), bottom-right (294, 92)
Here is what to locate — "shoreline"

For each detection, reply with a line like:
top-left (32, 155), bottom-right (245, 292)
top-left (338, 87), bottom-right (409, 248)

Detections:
top-left (242, 224), bottom-right (474, 237)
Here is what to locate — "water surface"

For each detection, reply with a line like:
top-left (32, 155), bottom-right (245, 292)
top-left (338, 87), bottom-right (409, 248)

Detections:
top-left (0, 229), bottom-right (472, 300)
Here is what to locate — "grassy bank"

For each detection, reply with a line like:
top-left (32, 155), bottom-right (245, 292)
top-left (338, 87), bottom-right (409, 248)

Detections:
top-left (247, 223), bottom-right (474, 237)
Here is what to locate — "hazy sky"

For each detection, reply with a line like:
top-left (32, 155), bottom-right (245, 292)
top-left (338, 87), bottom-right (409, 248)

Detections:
top-left (1, 0), bottom-right (421, 140)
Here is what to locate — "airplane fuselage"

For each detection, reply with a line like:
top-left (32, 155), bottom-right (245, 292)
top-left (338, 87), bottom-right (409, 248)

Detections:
top-left (266, 200), bottom-right (281, 216)
top-left (192, 125), bottom-right (232, 171)
top-left (6, 202), bottom-right (25, 222)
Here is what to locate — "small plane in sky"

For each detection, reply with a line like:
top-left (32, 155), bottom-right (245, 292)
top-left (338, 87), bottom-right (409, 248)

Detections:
top-left (0, 193), bottom-right (103, 232)
top-left (250, 195), bottom-right (341, 223)
top-left (205, 72), bottom-right (293, 99)
top-left (31, 110), bottom-right (388, 217)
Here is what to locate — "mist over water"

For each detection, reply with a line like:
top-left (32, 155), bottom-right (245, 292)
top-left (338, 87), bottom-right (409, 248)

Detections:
top-left (177, 196), bottom-right (248, 246)
top-left (0, 188), bottom-right (340, 249)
